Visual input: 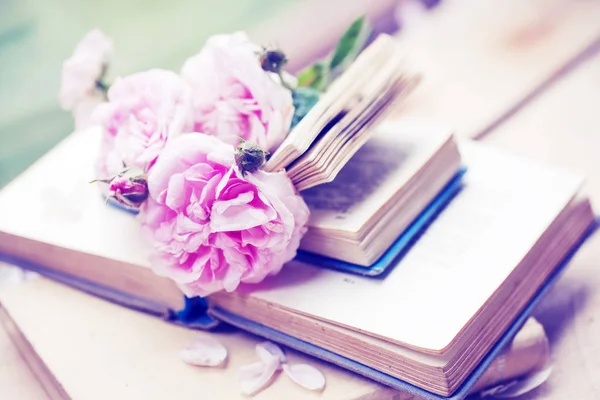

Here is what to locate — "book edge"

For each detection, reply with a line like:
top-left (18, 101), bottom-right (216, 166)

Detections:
top-left (0, 305), bottom-right (70, 400)
top-left (208, 217), bottom-right (599, 398)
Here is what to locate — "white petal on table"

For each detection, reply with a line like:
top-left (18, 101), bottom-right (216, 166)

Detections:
top-left (283, 363), bottom-right (326, 391)
top-left (0, 264), bottom-right (38, 288)
top-left (239, 362), bottom-right (267, 383)
top-left (256, 342), bottom-right (287, 366)
top-left (180, 336), bottom-right (228, 367)
top-left (238, 357), bottom-right (280, 396)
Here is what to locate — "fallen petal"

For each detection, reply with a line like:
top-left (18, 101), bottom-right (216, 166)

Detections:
top-left (239, 357), bottom-right (280, 396)
top-left (0, 264), bottom-right (38, 288)
top-left (482, 365), bottom-right (552, 398)
top-left (180, 335), bottom-right (228, 367)
top-left (239, 362), bottom-right (266, 383)
top-left (256, 341), bottom-right (287, 366)
top-left (283, 364), bottom-right (326, 391)
top-left (480, 382), bottom-right (519, 398)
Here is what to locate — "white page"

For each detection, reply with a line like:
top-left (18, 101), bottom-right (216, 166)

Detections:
top-left (302, 120), bottom-right (451, 233)
top-left (234, 142), bottom-right (583, 352)
top-left (0, 129), bottom-right (153, 269)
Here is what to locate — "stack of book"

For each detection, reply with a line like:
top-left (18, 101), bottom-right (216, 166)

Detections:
top-left (0, 277), bottom-right (551, 400)
top-left (0, 33), bottom-right (596, 400)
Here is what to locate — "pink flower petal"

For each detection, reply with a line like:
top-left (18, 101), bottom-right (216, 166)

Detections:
top-left (59, 29), bottom-right (113, 111)
top-left (165, 173), bottom-right (187, 210)
top-left (282, 364), bottom-right (326, 391)
top-left (256, 342), bottom-right (287, 366)
top-left (238, 357), bottom-right (280, 396)
top-left (139, 133), bottom-right (309, 296)
top-left (93, 69), bottom-right (194, 179)
top-left (181, 32), bottom-right (293, 152)
top-left (180, 335), bottom-right (227, 367)
top-left (211, 192), bottom-right (275, 232)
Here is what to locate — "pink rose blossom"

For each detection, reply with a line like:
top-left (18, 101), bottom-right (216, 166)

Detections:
top-left (72, 95), bottom-right (105, 131)
top-left (139, 133), bottom-right (309, 296)
top-left (59, 29), bottom-right (112, 111)
top-left (181, 32), bottom-right (294, 152)
top-left (95, 131), bottom-right (117, 181)
top-left (92, 69), bottom-right (194, 177)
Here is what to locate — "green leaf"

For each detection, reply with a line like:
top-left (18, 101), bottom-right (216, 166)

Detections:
top-left (291, 87), bottom-right (321, 128)
top-left (296, 61), bottom-right (328, 90)
top-left (296, 64), bottom-right (318, 87)
top-left (329, 16), bottom-right (372, 71)
top-left (294, 16), bottom-right (371, 92)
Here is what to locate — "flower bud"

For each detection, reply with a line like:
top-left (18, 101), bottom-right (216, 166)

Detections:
top-left (235, 139), bottom-right (267, 176)
top-left (105, 167), bottom-right (149, 208)
top-left (259, 48), bottom-right (288, 74)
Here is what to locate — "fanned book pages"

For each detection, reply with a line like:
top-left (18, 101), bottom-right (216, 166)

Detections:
top-left (264, 34), bottom-right (420, 191)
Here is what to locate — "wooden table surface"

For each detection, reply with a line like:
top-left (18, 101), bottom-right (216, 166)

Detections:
top-left (4, 0), bottom-right (600, 399)
top-left (483, 49), bottom-right (600, 400)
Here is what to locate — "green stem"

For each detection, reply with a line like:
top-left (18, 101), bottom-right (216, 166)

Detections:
top-left (278, 71), bottom-right (294, 91)
top-left (95, 79), bottom-right (109, 93)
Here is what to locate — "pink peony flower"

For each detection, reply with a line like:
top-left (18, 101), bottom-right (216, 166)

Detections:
top-left (72, 95), bottom-right (105, 131)
top-left (139, 133), bottom-right (309, 296)
top-left (181, 32), bottom-right (294, 152)
top-left (59, 29), bottom-right (112, 111)
top-left (92, 69), bottom-right (194, 177)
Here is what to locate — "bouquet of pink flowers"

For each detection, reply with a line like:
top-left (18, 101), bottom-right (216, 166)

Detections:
top-left (59, 19), bottom-right (372, 297)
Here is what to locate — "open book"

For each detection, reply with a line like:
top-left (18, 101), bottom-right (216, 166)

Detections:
top-left (0, 276), bottom-right (550, 400)
top-left (0, 131), bottom-right (593, 397)
top-left (298, 119), bottom-right (461, 267)
top-left (265, 34), bottom-right (420, 191)
top-left (209, 143), bottom-right (594, 396)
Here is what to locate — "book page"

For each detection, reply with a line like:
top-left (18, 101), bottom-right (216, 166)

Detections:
top-left (301, 120), bottom-right (452, 233)
top-left (0, 129), bottom-right (153, 270)
top-left (236, 142), bottom-right (583, 351)
top-left (264, 34), bottom-right (399, 172)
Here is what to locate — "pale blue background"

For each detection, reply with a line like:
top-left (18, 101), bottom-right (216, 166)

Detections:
top-left (0, 0), bottom-right (296, 186)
